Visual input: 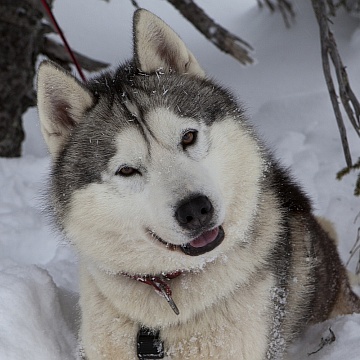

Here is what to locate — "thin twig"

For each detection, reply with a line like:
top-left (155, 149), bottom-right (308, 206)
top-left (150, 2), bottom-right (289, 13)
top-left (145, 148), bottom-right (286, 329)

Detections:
top-left (308, 328), bottom-right (336, 356)
top-left (346, 227), bottom-right (360, 273)
top-left (258, 0), bottom-right (295, 28)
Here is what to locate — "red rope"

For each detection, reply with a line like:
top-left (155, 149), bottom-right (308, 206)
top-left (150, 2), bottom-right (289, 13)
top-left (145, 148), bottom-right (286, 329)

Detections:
top-left (41, 0), bottom-right (87, 82)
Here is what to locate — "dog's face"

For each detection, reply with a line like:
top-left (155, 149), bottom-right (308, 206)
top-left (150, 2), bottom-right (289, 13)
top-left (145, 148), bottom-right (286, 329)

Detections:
top-left (105, 107), bottom-right (226, 252)
top-left (37, 10), bottom-right (264, 275)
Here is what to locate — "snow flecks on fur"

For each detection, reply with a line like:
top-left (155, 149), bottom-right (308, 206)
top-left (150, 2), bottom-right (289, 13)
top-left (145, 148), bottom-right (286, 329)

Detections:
top-left (165, 328), bottom-right (236, 360)
top-left (267, 286), bottom-right (288, 360)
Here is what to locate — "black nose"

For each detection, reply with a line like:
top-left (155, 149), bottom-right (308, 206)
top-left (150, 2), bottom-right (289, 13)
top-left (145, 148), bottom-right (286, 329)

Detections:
top-left (175, 195), bottom-right (214, 230)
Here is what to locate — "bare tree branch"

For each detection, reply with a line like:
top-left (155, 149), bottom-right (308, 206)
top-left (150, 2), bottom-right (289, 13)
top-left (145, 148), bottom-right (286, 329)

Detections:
top-left (166, 0), bottom-right (254, 65)
top-left (257, 0), bottom-right (295, 28)
top-left (311, 0), bottom-right (360, 168)
top-left (326, 0), bottom-right (360, 16)
top-left (40, 37), bottom-right (109, 72)
top-left (328, 35), bottom-right (360, 135)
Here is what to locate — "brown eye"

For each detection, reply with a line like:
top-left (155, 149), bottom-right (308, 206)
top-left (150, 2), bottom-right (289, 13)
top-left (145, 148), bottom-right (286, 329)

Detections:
top-left (116, 166), bottom-right (138, 177)
top-left (181, 130), bottom-right (198, 149)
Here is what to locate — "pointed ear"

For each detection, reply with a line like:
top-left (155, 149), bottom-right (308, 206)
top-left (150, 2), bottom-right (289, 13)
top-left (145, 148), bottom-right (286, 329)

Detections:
top-left (133, 9), bottom-right (205, 78)
top-left (37, 61), bottom-right (95, 158)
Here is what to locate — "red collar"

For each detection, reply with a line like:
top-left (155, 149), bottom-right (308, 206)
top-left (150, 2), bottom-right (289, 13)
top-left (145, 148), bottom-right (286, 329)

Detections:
top-left (122, 271), bottom-right (182, 315)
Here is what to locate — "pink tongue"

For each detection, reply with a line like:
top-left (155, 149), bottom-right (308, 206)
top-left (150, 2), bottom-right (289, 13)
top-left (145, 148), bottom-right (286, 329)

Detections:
top-left (189, 227), bottom-right (219, 248)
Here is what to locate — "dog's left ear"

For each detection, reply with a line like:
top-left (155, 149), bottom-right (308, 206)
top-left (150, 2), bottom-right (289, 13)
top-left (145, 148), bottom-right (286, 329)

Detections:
top-left (133, 9), bottom-right (205, 78)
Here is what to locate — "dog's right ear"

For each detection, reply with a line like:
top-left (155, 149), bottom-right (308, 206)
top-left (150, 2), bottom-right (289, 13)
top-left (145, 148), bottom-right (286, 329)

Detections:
top-left (37, 61), bottom-right (94, 158)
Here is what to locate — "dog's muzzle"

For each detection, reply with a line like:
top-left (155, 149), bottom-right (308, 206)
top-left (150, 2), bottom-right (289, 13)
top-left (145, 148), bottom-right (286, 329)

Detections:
top-left (148, 195), bottom-right (225, 256)
top-left (173, 195), bottom-right (224, 255)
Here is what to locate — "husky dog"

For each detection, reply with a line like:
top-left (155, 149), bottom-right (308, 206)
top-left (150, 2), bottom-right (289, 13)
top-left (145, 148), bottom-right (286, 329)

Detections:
top-left (37, 9), bottom-right (360, 360)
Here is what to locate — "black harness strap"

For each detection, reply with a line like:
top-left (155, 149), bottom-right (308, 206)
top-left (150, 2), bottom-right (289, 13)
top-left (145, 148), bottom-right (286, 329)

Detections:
top-left (137, 327), bottom-right (164, 359)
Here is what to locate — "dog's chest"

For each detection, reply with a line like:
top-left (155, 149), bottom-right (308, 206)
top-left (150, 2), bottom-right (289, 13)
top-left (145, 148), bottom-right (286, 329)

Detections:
top-left (158, 274), bottom-right (275, 360)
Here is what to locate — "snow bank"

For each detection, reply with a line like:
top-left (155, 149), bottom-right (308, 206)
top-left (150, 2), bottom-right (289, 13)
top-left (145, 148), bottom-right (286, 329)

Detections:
top-left (289, 314), bottom-right (360, 360)
top-left (0, 262), bottom-right (77, 360)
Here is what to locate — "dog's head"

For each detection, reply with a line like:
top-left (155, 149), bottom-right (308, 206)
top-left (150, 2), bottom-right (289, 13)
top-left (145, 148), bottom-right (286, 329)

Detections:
top-left (37, 10), bottom-right (264, 275)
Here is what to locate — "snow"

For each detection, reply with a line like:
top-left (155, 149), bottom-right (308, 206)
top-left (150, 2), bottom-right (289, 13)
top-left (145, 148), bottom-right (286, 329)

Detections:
top-left (1, 0), bottom-right (359, 359)
top-left (0, 262), bottom-right (77, 360)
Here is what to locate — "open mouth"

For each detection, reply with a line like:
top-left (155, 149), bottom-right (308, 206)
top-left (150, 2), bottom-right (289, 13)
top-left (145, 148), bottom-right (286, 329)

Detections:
top-left (150, 226), bottom-right (225, 256)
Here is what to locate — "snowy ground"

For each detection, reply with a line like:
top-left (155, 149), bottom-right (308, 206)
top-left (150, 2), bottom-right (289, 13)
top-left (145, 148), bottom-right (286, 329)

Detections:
top-left (1, 0), bottom-right (360, 359)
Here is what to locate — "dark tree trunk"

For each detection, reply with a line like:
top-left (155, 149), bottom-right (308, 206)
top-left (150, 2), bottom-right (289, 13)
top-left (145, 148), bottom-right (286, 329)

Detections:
top-left (0, 0), bottom-right (46, 157)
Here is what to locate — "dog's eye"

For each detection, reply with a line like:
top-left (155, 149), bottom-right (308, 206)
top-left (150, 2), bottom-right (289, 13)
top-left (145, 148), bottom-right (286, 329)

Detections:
top-left (115, 166), bottom-right (139, 177)
top-left (181, 130), bottom-right (198, 149)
